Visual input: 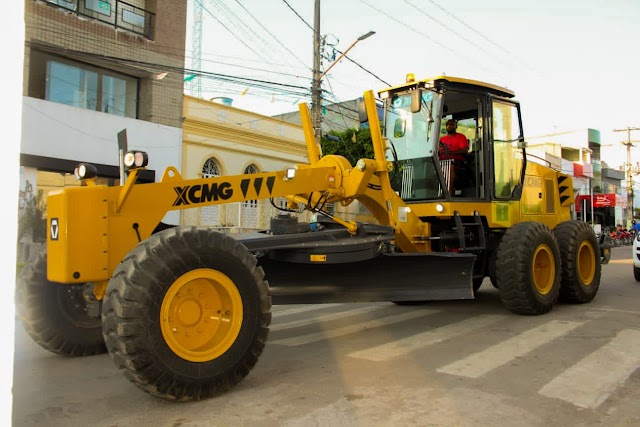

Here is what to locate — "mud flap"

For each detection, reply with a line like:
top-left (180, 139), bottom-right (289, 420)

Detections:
top-left (261, 252), bottom-right (476, 304)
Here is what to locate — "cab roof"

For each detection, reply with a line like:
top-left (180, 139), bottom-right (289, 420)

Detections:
top-left (379, 75), bottom-right (515, 99)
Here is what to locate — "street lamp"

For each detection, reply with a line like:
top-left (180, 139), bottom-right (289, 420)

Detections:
top-left (312, 29), bottom-right (376, 144)
top-left (319, 31), bottom-right (376, 79)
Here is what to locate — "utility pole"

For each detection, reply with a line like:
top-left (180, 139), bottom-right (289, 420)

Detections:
top-left (190, 0), bottom-right (203, 98)
top-left (311, 0), bottom-right (322, 145)
top-left (613, 127), bottom-right (640, 222)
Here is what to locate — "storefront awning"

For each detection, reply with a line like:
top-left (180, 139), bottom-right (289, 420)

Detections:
top-left (575, 194), bottom-right (616, 211)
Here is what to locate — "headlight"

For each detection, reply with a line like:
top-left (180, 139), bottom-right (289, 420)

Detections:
top-left (74, 163), bottom-right (97, 180)
top-left (123, 151), bottom-right (148, 169)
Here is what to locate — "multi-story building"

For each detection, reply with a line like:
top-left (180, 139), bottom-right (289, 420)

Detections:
top-left (20, 0), bottom-right (187, 226)
top-left (527, 128), bottom-right (625, 229)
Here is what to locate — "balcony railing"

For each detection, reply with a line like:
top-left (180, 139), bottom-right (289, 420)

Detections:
top-left (44, 0), bottom-right (155, 39)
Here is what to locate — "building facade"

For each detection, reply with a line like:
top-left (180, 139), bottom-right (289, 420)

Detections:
top-left (181, 96), bottom-right (310, 231)
top-left (527, 128), bottom-right (626, 230)
top-left (20, 0), bottom-right (187, 227)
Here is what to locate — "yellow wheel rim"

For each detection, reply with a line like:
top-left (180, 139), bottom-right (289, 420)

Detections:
top-left (532, 244), bottom-right (555, 295)
top-left (160, 269), bottom-right (243, 362)
top-left (577, 241), bottom-right (596, 285)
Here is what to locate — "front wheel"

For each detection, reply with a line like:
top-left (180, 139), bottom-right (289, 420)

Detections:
top-left (634, 266), bottom-right (640, 282)
top-left (16, 247), bottom-right (106, 356)
top-left (495, 222), bottom-right (561, 315)
top-left (102, 227), bottom-right (271, 401)
top-left (553, 220), bottom-right (601, 303)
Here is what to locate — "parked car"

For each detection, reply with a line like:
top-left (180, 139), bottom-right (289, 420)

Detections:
top-left (633, 231), bottom-right (640, 281)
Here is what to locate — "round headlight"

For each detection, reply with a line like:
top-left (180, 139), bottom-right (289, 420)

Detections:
top-left (436, 203), bottom-right (444, 213)
top-left (74, 163), bottom-right (97, 180)
top-left (123, 152), bottom-right (136, 167)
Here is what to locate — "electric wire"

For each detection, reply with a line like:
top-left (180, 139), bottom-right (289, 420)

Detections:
top-left (279, 0), bottom-right (392, 88)
top-left (281, 0), bottom-right (314, 31)
top-left (357, 0), bottom-right (509, 80)
top-left (208, 0), bottom-right (288, 66)
top-left (234, 0), bottom-right (310, 69)
top-left (426, 0), bottom-right (532, 70)
top-left (195, 0), bottom-right (273, 64)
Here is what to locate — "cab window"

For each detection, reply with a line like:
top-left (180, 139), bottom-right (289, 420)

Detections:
top-left (492, 101), bottom-right (524, 198)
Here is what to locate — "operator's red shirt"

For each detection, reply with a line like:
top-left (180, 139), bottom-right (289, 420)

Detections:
top-left (439, 133), bottom-right (469, 162)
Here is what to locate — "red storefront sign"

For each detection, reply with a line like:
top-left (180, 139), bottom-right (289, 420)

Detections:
top-left (575, 194), bottom-right (616, 211)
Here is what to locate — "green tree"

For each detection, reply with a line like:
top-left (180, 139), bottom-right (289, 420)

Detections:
top-left (321, 128), bottom-right (374, 164)
top-left (18, 181), bottom-right (47, 243)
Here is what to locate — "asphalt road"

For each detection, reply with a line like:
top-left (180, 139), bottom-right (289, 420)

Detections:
top-left (11, 246), bottom-right (640, 427)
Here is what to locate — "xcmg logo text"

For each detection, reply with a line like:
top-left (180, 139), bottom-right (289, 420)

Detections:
top-left (173, 183), bottom-right (233, 206)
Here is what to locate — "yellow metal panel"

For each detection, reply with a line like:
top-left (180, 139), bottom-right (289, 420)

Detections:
top-left (47, 186), bottom-right (109, 284)
top-left (522, 174), bottom-right (544, 214)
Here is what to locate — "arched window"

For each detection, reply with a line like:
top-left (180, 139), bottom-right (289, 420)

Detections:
top-left (243, 164), bottom-right (259, 228)
top-left (202, 158), bottom-right (220, 178)
top-left (200, 157), bottom-right (220, 226)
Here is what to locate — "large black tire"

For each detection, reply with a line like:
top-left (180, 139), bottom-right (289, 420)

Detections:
top-left (553, 220), bottom-right (601, 303)
top-left (488, 250), bottom-right (498, 289)
top-left (102, 227), bottom-right (271, 401)
top-left (634, 266), bottom-right (640, 282)
top-left (16, 247), bottom-right (107, 356)
top-left (495, 222), bottom-right (561, 315)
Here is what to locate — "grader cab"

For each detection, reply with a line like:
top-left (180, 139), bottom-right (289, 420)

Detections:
top-left (17, 75), bottom-right (609, 401)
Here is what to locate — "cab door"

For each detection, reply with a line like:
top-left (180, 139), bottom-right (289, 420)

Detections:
top-left (489, 98), bottom-right (525, 201)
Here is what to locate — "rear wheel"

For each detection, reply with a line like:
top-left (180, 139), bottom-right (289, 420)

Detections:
top-left (496, 222), bottom-right (561, 315)
top-left (102, 227), bottom-right (271, 401)
top-left (16, 247), bottom-right (106, 356)
top-left (553, 220), bottom-right (601, 303)
top-left (488, 250), bottom-right (498, 289)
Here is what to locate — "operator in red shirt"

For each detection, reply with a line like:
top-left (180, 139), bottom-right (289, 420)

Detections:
top-left (439, 119), bottom-right (469, 161)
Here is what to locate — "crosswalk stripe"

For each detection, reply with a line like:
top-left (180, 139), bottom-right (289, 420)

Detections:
top-left (348, 315), bottom-right (503, 362)
top-left (272, 304), bottom-right (345, 317)
top-left (436, 320), bottom-right (583, 378)
top-left (271, 305), bottom-right (386, 332)
top-left (269, 309), bottom-right (439, 346)
top-left (538, 329), bottom-right (640, 409)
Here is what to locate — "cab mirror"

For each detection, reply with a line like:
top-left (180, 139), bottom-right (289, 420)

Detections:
top-left (411, 89), bottom-right (422, 113)
top-left (358, 99), bottom-right (368, 124)
top-left (394, 118), bottom-right (406, 138)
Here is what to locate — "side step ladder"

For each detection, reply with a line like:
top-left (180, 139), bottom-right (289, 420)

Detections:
top-left (453, 210), bottom-right (486, 252)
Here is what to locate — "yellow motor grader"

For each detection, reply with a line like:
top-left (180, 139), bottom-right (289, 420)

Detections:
top-left (17, 75), bottom-right (610, 401)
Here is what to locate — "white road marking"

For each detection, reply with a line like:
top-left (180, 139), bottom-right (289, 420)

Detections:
top-left (436, 320), bottom-right (583, 378)
top-left (588, 307), bottom-right (640, 315)
top-left (271, 305), bottom-right (386, 332)
top-left (538, 329), bottom-right (640, 409)
top-left (272, 304), bottom-right (345, 317)
top-left (348, 315), bottom-right (503, 362)
top-left (270, 309), bottom-right (439, 346)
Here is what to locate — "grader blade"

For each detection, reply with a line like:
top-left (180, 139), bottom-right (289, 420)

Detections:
top-left (260, 252), bottom-right (476, 304)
